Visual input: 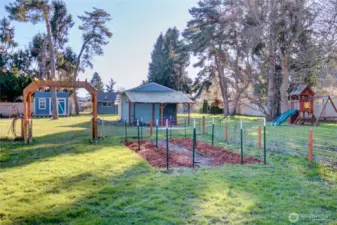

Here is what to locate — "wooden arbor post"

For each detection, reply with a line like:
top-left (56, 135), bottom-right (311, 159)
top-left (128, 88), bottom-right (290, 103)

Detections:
top-left (22, 80), bottom-right (98, 143)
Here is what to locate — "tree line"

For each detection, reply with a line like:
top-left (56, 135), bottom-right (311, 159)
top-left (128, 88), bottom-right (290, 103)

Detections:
top-left (146, 0), bottom-right (337, 120)
top-left (0, 0), bottom-right (112, 118)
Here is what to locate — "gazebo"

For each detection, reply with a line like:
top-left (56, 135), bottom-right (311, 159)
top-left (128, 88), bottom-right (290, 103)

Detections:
top-left (118, 83), bottom-right (194, 125)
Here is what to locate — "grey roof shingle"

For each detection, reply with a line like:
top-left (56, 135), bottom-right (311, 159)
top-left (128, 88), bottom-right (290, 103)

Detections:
top-left (125, 91), bottom-right (193, 103)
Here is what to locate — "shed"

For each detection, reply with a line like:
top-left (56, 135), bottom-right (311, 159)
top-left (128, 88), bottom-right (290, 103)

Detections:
top-left (119, 83), bottom-right (193, 125)
top-left (34, 91), bottom-right (70, 116)
top-left (97, 92), bottom-right (117, 114)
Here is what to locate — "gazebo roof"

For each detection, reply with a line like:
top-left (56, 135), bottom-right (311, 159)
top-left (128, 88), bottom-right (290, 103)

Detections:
top-left (125, 91), bottom-right (193, 104)
top-left (122, 82), bottom-right (193, 104)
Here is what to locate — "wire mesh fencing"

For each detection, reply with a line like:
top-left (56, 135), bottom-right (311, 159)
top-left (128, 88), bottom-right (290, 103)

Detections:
top-left (98, 115), bottom-right (337, 167)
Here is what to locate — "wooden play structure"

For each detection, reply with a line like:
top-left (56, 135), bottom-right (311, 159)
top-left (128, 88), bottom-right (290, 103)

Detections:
top-left (313, 95), bottom-right (337, 126)
top-left (289, 85), bottom-right (316, 125)
top-left (22, 80), bottom-right (98, 143)
top-left (289, 85), bottom-right (337, 126)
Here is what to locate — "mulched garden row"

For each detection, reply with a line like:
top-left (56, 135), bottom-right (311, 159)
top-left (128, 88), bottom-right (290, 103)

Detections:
top-left (170, 138), bottom-right (262, 165)
top-left (124, 140), bottom-right (194, 168)
top-left (124, 138), bottom-right (261, 168)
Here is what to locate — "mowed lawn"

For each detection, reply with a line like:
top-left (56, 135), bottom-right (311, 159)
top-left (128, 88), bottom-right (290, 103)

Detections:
top-left (0, 115), bottom-right (336, 225)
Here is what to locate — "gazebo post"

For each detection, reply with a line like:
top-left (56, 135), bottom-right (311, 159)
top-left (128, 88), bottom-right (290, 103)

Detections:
top-left (160, 103), bottom-right (164, 126)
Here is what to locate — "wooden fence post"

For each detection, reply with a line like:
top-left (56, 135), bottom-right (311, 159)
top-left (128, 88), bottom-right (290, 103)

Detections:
top-left (258, 125), bottom-right (262, 148)
top-left (150, 122), bottom-right (153, 136)
top-left (308, 129), bottom-right (313, 161)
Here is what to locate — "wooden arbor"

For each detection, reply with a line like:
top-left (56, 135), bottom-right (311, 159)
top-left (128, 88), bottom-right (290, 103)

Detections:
top-left (23, 80), bottom-right (98, 143)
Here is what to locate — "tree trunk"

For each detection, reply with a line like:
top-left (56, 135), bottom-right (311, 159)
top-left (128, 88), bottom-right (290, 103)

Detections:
top-left (44, 9), bottom-right (58, 119)
top-left (72, 38), bottom-right (92, 115)
top-left (266, 1), bottom-right (278, 121)
top-left (38, 37), bottom-right (47, 79)
top-left (280, 54), bottom-right (289, 113)
top-left (73, 91), bottom-right (80, 115)
top-left (215, 62), bottom-right (229, 116)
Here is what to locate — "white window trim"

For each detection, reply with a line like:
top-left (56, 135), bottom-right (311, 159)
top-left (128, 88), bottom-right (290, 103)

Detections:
top-left (102, 102), bottom-right (113, 107)
top-left (39, 98), bottom-right (46, 110)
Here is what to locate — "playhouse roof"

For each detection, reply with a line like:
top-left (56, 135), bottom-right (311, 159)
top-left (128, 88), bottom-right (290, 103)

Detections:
top-left (290, 85), bottom-right (315, 96)
top-left (122, 83), bottom-right (193, 104)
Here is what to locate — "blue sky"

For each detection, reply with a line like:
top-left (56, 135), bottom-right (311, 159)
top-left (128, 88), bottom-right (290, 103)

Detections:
top-left (0, 0), bottom-right (199, 96)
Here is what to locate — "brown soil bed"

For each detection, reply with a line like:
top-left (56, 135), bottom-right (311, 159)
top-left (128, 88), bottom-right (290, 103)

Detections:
top-left (169, 138), bottom-right (262, 165)
top-left (124, 138), bottom-right (261, 168)
top-left (124, 140), bottom-right (194, 168)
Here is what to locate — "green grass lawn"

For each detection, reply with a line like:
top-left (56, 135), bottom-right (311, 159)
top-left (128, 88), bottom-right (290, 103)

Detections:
top-left (0, 115), bottom-right (336, 224)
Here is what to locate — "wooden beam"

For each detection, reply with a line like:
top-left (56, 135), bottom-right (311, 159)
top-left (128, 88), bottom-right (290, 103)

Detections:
top-left (160, 103), bottom-right (164, 126)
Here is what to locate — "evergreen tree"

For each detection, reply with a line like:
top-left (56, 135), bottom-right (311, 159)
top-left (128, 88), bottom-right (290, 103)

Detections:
top-left (73, 8), bottom-right (112, 114)
top-left (147, 27), bottom-right (192, 93)
top-left (90, 72), bottom-right (104, 92)
top-left (106, 78), bottom-right (116, 93)
top-left (6, 0), bottom-right (59, 119)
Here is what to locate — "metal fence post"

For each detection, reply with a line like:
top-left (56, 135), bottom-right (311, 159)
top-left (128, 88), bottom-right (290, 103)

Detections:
top-left (170, 115), bottom-right (172, 139)
top-left (166, 119), bottom-right (169, 170)
top-left (140, 118), bottom-right (143, 141)
top-left (240, 120), bottom-right (243, 165)
top-left (225, 120), bottom-right (228, 142)
top-left (184, 118), bottom-right (187, 138)
top-left (156, 119), bottom-right (158, 148)
top-left (308, 129), bottom-right (313, 162)
top-left (192, 119), bottom-right (196, 168)
top-left (137, 119), bottom-right (140, 150)
top-left (212, 119), bottom-right (215, 145)
top-left (264, 118), bottom-right (267, 164)
top-left (124, 119), bottom-right (127, 142)
top-left (202, 116), bottom-right (206, 135)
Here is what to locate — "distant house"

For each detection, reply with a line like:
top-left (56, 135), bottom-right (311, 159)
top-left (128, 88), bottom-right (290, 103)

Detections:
top-left (98, 92), bottom-right (117, 114)
top-left (34, 92), bottom-right (70, 116)
top-left (118, 82), bottom-right (193, 125)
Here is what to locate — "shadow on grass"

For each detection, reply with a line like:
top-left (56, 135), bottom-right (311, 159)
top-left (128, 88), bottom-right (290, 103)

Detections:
top-left (3, 153), bottom-right (337, 225)
top-left (0, 128), bottom-right (121, 169)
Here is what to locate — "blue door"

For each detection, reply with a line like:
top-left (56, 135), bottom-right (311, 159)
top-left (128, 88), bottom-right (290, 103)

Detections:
top-left (58, 99), bottom-right (66, 115)
top-left (51, 99), bottom-right (66, 115)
